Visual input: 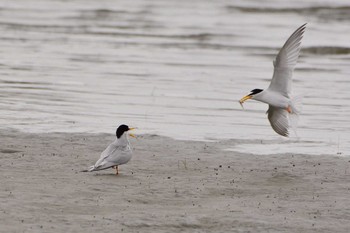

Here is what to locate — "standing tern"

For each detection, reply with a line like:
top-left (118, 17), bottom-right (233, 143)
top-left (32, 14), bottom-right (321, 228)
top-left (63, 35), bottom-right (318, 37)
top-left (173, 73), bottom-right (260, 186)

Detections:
top-left (239, 24), bottom-right (306, 137)
top-left (85, 124), bottom-right (135, 175)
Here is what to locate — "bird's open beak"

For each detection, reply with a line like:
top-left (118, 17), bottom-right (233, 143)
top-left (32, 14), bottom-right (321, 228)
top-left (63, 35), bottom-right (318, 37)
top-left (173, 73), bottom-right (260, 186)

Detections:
top-left (128, 127), bottom-right (136, 138)
top-left (239, 95), bottom-right (251, 108)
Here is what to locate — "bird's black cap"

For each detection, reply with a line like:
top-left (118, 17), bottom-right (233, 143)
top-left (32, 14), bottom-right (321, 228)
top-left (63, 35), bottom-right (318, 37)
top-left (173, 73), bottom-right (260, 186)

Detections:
top-left (116, 124), bottom-right (130, 138)
top-left (249, 89), bottom-right (263, 96)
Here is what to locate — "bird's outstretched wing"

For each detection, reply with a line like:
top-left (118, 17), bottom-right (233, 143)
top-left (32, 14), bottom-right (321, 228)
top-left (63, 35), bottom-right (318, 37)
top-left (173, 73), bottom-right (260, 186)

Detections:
top-left (267, 105), bottom-right (290, 137)
top-left (268, 23), bottom-right (306, 97)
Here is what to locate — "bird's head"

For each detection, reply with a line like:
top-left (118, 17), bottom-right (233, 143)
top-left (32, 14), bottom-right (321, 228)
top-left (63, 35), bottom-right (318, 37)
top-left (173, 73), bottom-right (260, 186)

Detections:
top-left (239, 89), bottom-right (264, 107)
top-left (116, 124), bottom-right (136, 138)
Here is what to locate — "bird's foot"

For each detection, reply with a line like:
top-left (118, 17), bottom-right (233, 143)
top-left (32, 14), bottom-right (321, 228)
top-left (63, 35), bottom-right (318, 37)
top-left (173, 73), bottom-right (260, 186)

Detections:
top-left (286, 106), bottom-right (292, 113)
top-left (114, 166), bottom-right (119, 175)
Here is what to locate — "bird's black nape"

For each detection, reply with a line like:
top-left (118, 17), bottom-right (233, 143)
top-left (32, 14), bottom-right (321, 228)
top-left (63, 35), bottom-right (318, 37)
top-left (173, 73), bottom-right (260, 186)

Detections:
top-left (249, 89), bottom-right (263, 96)
top-left (116, 124), bottom-right (130, 138)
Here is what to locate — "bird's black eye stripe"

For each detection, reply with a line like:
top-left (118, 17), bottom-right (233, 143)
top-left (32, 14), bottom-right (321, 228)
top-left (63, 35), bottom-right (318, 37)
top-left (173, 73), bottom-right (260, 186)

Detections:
top-left (249, 89), bottom-right (263, 95)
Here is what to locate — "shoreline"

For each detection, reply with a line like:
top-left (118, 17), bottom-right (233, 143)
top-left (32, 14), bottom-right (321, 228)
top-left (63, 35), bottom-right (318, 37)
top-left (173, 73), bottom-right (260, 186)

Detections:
top-left (1, 131), bottom-right (349, 232)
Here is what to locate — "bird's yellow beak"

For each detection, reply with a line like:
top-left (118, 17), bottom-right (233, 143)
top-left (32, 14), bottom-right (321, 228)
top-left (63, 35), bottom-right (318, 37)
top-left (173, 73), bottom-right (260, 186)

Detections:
top-left (128, 127), bottom-right (136, 138)
top-left (240, 95), bottom-right (252, 103)
top-left (239, 95), bottom-right (252, 109)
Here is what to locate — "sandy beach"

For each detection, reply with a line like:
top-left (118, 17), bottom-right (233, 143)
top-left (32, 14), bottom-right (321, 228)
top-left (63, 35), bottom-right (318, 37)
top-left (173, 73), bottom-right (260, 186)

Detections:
top-left (1, 130), bottom-right (349, 233)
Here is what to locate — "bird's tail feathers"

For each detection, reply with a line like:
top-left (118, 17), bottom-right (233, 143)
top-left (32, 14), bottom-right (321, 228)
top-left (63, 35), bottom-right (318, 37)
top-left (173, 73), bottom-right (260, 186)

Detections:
top-left (80, 165), bottom-right (96, 172)
top-left (88, 165), bottom-right (96, 172)
top-left (289, 113), bottom-right (299, 138)
top-left (289, 94), bottom-right (303, 137)
top-left (290, 94), bottom-right (303, 115)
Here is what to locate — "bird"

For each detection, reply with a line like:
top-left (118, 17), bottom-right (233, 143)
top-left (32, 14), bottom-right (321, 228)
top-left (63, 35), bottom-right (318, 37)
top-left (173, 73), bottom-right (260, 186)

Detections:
top-left (239, 23), bottom-right (306, 137)
top-left (85, 124), bottom-right (135, 175)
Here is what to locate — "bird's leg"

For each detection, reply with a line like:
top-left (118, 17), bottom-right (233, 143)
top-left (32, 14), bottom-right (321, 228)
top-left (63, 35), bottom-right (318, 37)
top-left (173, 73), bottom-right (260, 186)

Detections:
top-left (112, 166), bottom-right (118, 175)
top-left (286, 106), bottom-right (292, 113)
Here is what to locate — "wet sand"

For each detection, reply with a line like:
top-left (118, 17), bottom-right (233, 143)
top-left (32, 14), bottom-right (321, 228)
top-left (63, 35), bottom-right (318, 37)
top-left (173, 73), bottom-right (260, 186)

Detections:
top-left (1, 130), bottom-right (349, 233)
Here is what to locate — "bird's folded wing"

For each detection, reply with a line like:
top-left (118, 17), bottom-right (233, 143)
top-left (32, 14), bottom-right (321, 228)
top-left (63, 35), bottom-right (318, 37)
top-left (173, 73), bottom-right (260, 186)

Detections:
top-left (94, 144), bottom-right (120, 167)
top-left (267, 106), bottom-right (289, 137)
top-left (268, 23), bottom-right (306, 97)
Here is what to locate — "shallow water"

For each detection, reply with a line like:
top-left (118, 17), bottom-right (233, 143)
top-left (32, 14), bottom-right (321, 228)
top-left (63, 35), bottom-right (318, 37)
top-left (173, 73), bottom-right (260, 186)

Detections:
top-left (1, 0), bottom-right (350, 155)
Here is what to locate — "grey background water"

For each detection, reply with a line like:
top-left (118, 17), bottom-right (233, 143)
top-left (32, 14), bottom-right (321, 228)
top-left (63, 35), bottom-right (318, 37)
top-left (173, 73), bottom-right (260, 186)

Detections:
top-left (1, 0), bottom-right (350, 155)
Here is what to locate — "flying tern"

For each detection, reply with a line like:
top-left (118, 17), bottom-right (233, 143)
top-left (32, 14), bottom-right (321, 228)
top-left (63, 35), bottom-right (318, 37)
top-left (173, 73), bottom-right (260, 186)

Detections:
top-left (239, 24), bottom-right (306, 137)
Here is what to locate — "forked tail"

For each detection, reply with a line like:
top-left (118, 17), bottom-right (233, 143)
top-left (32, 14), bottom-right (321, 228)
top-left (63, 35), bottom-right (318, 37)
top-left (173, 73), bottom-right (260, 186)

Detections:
top-left (290, 95), bottom-right (303, 115)
top-left (289, 95), bottom-right (303, 136)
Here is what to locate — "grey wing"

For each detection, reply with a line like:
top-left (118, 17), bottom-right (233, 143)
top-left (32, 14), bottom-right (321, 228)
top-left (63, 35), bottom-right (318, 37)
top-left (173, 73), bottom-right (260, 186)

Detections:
top-left (97, 143), bottom-right (119, 161)
top-left (105, 146), bottom-right (131, 165)
top-left (267, 106), bottom-right (290, 137)
top-left (93, 144), bottom-right (122, 169)
top-left (268, 23), bottom-right (306, 97)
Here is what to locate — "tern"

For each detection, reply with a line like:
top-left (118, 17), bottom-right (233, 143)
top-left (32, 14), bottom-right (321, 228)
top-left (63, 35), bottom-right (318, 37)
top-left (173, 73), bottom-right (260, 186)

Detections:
top-left (85, 124), bottom-right (135, 175)
top-left (239, 24), bottom-right (306, 137)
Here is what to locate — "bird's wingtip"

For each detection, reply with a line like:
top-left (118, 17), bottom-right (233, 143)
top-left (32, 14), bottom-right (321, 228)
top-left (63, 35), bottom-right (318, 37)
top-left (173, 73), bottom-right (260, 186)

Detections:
top-left (300, 23), bottom-right (307, 31)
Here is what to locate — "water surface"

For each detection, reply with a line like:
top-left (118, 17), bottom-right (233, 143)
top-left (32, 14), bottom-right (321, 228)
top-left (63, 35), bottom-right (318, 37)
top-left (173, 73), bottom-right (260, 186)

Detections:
top-left (1, 0), bottom-right (350, 155)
